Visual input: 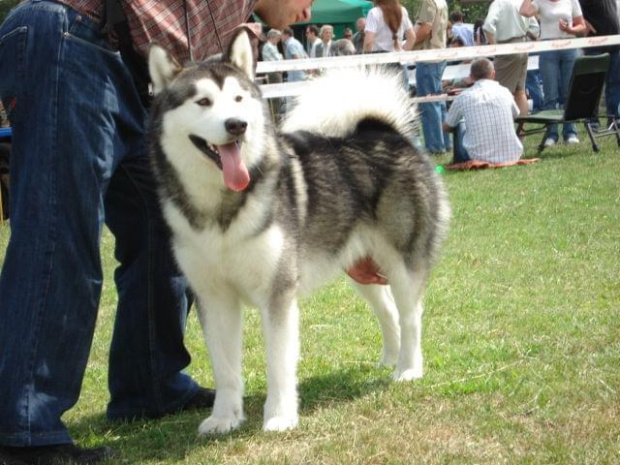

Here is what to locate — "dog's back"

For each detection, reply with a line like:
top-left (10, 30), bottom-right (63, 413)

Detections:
top-left (276, 68), bottom-right (449, 291)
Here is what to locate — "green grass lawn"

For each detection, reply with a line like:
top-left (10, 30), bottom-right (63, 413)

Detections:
top-left (1, 132), bottom-right (619, 464)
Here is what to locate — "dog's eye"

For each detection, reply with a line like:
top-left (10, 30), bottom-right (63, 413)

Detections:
top-left (196, 98), bottom-right (212, 107)
top-left (235, 95), bottom-right (243, 103)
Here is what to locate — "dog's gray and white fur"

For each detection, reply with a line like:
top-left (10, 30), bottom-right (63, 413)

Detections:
top-left (148, 29), bottom-right (450, 435)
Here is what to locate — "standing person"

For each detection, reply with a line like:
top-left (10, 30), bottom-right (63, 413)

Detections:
top-left (314, 24), bottom-right (335, 57)
top-left (352, 17), bottom-right (366, 53)
top-left (413, 0), bottom-right (451, 154)
top-left (474, 18), bottom-right (488, 45)
top-left (305, 24), bottom-right (321, 57)
top-left (0, 0), bottom-right (312, 464)
top-left (282, 27), bottom-right (309, 81)
top-left (262, 29), bottom-right (286, 121)
top-left (450, 10), bottom-right (475, 46)
top-left (483, 0), bottom-right (541, 116)
top-left (362, 0), bottom-right (416, 53)
top-left (520, 0), bottom-right (587, 146)
top-left (443, 58), bottom-right (523, 164)
top-left (578, 0), bottom-right (620, 126)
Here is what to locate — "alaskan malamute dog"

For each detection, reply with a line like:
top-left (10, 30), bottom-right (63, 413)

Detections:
top-left (148, 29), bottom-right (449, 435)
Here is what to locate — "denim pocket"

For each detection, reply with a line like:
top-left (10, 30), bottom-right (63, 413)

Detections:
top-left (65, 13), bottom-right (119, 57)
top-left (0, 26), bottom-right (27, 112)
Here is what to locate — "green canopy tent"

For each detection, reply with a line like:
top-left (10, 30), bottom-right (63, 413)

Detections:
top-left (297, 0), bottom-right (373, 26)
top-left (256, 0), bottom-right (373, 40)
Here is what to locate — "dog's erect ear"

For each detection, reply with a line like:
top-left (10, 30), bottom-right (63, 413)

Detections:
top-left (148, 44), bottom-right (183, 95)
top-left (224, 27), bottom-right (256, 81)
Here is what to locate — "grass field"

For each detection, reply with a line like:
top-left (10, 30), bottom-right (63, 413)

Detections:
top-left (1, 131), bottom-right (619, 464)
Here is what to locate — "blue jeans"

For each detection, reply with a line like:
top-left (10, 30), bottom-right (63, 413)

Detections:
top-left (416, 61), bottom-right (451, 153)
top-left (451, 121), bottom-right (470, 163)
top-left (538, 48), bottom-right (579, 141)
top-left (0, 1), bottom-right (199, 447)
top-left (526, 69), bottom-right (544, 113)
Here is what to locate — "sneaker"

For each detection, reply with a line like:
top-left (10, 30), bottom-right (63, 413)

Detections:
top-left (544, 138), bottom-right (556, 147)
top-left (0, 444), bottom-right (114, 465)
top-left (565, 135), bottom-right (580, 144)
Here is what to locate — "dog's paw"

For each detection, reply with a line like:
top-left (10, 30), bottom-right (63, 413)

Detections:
top-left (198, 415), bottom-right (244, 435)
top-left (393, 367), bottom-right (423, 381)
top-left (263, 415), bottom-right (298, 432)
top-left (379, 351), bottom-right (398, 367)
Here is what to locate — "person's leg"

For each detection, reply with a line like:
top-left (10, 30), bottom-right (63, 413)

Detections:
top-left (105, 146), bottom-right (204, 421)
top-left (605, 50), bottom-right (620, 123)
top-left (526, 68), bottom-right (544, 113)
top-left (538, 50), bottom-right (560, 142)
top-left (559, 48), bottom-right (579, 140)
top-left (416, 62), bottom-right (446, 153)
top-left (514, 90), bottom-right (529, 117)
top-left (0, 1), bottom-right (113, 449)
top-left (451, 120), bottom-right (471, 163)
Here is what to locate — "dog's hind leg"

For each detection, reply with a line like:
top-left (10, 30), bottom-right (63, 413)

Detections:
top-left (260, 295), bottom-right (300, 432)
top-left (349, 282), bottom-right (400, 367)
top-left (387, 265), bottom-right (429, 381)
top-left (195, 294), bottom-right (246, 435)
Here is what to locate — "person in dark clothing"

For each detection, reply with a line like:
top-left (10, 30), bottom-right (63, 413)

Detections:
top-left (579, 0), bottom-right (620, 124)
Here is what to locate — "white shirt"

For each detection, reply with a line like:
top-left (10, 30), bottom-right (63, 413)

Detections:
top-left (532, 0), bottom-right (583, 40)
top-left (261, 41), bottom-right (282, 62)
top-left (364, 6), bottom-right (413, 52)
top-left (484, 0), bottom-right (540, 41)
top-left (445, 79), bottom-right (523, 163)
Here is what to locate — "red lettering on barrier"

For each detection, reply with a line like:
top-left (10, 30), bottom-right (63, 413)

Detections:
top-left (551, 40), bottom-right (571, 48)
top-left (514, 44), bottom-right (535, 52)
top-left (587, 37), bottom-right (608, 45)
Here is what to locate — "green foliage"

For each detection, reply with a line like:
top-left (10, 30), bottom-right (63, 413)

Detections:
top-left (0, 0), bottom-right (19, 24)
top-left (402, 0), bottom-right (491, 24)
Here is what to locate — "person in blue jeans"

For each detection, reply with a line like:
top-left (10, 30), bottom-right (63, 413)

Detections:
top-left (413, 0), bottom-right (450, 154)
top-left (0, 0), bottom-right (313, 464)
top-left (538, 48), bottom-right (581, 144)
top-left (520, 0), bottom-right (586, 146)
top-left (525, 68), bottom-right (544, 113)
top-left (416, 61), bottom-right (452, 154)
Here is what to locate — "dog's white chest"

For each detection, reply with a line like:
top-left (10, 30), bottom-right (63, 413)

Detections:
top-left (165, 202), bottom-right (286, 303)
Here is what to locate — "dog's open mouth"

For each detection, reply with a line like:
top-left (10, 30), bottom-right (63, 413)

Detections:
top-left (189, 135), bottom-right (250, 191)
top-left (189, 135), bottom-right (225, 169)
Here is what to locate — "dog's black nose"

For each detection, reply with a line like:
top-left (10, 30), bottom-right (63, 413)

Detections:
top-left (225, 118), bottom-right (247, 136)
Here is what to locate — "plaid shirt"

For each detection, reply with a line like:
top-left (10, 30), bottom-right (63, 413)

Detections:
top-left (445, 79), bottom-right (523, 164)
top-left (58, 0), bottom-right (257, 62)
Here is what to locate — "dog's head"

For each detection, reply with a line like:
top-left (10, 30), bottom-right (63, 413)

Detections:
top-left (148, 29), bottom-right (266, 192)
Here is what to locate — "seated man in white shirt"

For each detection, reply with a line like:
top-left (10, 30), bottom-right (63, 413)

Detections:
top-left (443, 58), bottom-right (523, 163)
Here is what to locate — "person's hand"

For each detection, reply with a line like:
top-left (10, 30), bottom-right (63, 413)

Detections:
top-left (346, 257), bottom-right (388, 285)
top-left (559, 19), bottom-right (580, 35)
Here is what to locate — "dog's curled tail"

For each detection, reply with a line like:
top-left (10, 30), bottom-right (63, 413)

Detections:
top-left (281, 67), bottom-right (415, 139)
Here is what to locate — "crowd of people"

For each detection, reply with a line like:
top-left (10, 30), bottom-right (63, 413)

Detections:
top-left (258, 0), bottom-right (620, 163)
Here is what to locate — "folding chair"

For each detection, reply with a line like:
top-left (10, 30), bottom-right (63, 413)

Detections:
top-left (516, 53), bottom-right (620, 153)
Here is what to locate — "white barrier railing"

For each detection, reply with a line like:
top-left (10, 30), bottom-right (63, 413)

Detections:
top-left (257, 34), bottom-right (620, 101)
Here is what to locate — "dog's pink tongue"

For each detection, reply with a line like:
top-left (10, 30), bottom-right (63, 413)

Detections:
top-left (218, 142), bottom-right (250, 191)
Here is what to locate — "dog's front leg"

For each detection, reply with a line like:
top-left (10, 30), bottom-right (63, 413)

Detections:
top-left (261, 296), bottom-right (300, 432)
top-left (196, 294), bottom-right (245, 435)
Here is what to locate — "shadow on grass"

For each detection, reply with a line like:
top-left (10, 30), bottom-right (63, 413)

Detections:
top-left (69, 366), bottom-right (391, 463)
